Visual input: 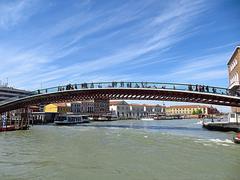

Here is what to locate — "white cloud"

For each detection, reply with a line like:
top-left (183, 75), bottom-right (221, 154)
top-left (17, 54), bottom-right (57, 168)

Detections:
top-left (0, 0), bottom-right (37, 29)
top-left (0, 0), bottom-right (231, 92)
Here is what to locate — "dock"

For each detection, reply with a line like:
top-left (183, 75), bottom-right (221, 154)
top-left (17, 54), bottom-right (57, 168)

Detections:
top-left (202, 122), bottom-right (240, 132)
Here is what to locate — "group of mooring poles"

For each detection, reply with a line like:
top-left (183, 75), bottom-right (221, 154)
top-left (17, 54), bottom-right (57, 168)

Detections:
top-left (0, 107), bottom-right (31, 132)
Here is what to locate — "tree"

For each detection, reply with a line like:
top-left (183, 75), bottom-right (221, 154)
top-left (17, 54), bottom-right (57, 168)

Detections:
top-left (196, 109), bottom-right (203, 114)
top-left (192, 109), bottom-right (203, 115)
top-left (192, 110), bottom-right (196, 115)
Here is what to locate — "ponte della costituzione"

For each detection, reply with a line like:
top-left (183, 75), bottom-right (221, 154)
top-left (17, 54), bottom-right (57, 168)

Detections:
top-left (0, 81), bottom-right (240, 115)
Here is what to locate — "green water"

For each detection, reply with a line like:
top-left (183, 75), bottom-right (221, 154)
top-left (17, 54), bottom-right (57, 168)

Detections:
top-left (0, 119), bottom-right (239, 180)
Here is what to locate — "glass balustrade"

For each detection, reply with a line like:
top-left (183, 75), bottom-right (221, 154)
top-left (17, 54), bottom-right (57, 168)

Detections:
top-left (1, 82), bottom-right (239, 106)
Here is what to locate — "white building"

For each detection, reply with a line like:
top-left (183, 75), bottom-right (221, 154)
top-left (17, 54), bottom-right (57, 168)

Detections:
top-left (109, 100), bottom-right (165, 118)
top-left (110, 101), bottom-right (130, 117)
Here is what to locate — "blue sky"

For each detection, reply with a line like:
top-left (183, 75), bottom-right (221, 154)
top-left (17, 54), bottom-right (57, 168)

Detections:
top-left (0, 0), bottom-right (239, 93)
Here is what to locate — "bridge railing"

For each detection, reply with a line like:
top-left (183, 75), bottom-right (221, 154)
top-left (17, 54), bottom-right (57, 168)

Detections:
top-left (0, 82), bottom-right (239, 106)
top-left (30, 82), bottom-right (240, 97)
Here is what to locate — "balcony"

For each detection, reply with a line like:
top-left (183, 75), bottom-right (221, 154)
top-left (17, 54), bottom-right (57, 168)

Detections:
top-left (229, 81), bottom-right (240, 90)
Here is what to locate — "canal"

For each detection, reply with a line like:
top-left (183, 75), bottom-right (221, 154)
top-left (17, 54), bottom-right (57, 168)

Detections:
top-left (0, 119), bottom-right (239, 180)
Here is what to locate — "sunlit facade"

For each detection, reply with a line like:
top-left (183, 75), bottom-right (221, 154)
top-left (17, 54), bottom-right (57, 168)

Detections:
top-left (227, 46), bottom-right (240, 112)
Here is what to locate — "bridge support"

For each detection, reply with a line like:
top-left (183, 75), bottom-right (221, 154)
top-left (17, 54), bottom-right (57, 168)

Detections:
top-left (19, 107), bottom-right (30, 130)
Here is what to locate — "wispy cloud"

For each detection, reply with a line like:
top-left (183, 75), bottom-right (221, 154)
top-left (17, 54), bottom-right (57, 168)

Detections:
top-left (0, 0), bottom-right (238, 92)
top-left (0, 0), bottom-right (37, 29)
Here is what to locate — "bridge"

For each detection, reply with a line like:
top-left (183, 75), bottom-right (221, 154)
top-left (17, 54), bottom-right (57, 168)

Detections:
top-left (0, 81), bottom-right (240, 114)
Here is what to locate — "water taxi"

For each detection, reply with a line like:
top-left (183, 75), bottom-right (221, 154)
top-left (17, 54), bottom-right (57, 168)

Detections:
top-left (54, 114), bottom-right (89, 125)
top-left (140, 117), bottom-right (154, 121)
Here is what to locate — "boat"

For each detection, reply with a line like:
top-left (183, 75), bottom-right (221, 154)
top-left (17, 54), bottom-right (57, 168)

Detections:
top-left (233, 133), bottom-right (240, 144)
top-left (0, 125), bottom-right (29, 132)
top-left (54, 114), bottom-right (89, 125)
top-left (140, 117), bottom-right (154, 121)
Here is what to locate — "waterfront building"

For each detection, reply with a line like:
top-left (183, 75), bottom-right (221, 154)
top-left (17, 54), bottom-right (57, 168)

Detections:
top-left (0, 86), bottom-right (30, 102)
top-left (109, 100), bottom-right (165, 118)
top-left (227, 46), bottom-right (240, 112)
top-left (129, 104), bottom-right (145, 118)
top-left (44, 103), bottom-right (71, 114)
top-left (94, 99), bottom-right (110, 115)
top-left (110, 101), bottom-right (130, 117)
top-left (166, 105), bottom-right (219, 117)
top-left (71, 101), bottom-right (94, 114)
top-left (144, 104), bottom-right (165, 116)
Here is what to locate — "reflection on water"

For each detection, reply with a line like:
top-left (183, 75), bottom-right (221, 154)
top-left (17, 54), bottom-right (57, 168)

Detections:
top-left (0, 119), bottom-right (239, 180)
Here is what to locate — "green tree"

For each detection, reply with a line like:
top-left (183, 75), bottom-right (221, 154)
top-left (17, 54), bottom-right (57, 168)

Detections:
top-left (192, 110), bottom-right (196, 115)
top-left (192, 109), bottom-right (203, 115)
top-left (196, 109), bottom-right (203, 114)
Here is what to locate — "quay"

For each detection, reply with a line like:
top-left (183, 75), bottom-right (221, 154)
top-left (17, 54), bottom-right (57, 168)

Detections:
top-left (203, 122), bottom-right (240, 132)
top-left (202, 112), bottom-right (240, 132)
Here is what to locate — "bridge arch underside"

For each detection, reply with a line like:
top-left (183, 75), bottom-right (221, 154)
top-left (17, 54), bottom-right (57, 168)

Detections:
top-left (1, 88), bottom-right (240, 113)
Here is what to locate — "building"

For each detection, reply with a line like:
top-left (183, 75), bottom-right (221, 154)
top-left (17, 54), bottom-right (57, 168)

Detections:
top-left (109, 100), bottom-right (165, 118)
top-left (166, 105), bottom-right (219, 117)
top-left (110, 101), bottom-right (130, 117)
top-left (227, 46), bottom-right (240, 112)
top-left (94, 99), bottom-right (110, 115)
top-left (71, 101), bottom-right (94, 114)
top-left (44, 103), bottom-right (71, 114)
top-left (0, 86), bottom-right (30, 102)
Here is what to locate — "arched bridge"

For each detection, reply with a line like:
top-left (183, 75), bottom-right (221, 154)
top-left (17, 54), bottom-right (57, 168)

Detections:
top-left (1, 81), bottom-right (240, 113)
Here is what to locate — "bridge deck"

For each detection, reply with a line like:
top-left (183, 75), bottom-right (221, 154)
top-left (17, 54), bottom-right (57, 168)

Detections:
top-left (0, 82), bottom-right (240, 113)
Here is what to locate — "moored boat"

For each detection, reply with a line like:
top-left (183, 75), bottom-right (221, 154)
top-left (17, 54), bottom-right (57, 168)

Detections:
top-left (140, 117), bottom-right (154, 121)
top-left (0, 125), bottom-right (29, 132)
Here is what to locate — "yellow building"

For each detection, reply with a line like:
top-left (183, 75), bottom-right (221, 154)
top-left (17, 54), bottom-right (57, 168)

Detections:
top-left (227, 46), bottom-right (240, 112)
top-left (44, 103), bottom-right (70, 114)
top-left (166, 105), bottom-right (218, 116)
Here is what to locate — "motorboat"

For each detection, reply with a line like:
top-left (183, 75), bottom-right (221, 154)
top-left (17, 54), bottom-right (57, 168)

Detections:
top-left (233, 133), bottom-right (240, 144)
top-left (140, 117), bottom-right (154, 121)
top-left (54, 114), bottom-right (89, 125)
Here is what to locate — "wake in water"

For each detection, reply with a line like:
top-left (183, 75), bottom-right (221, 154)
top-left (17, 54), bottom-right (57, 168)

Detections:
top-left (195, 138), bottom-right (234, 147)
top-left (195, 120), bottom-right (203, 125)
